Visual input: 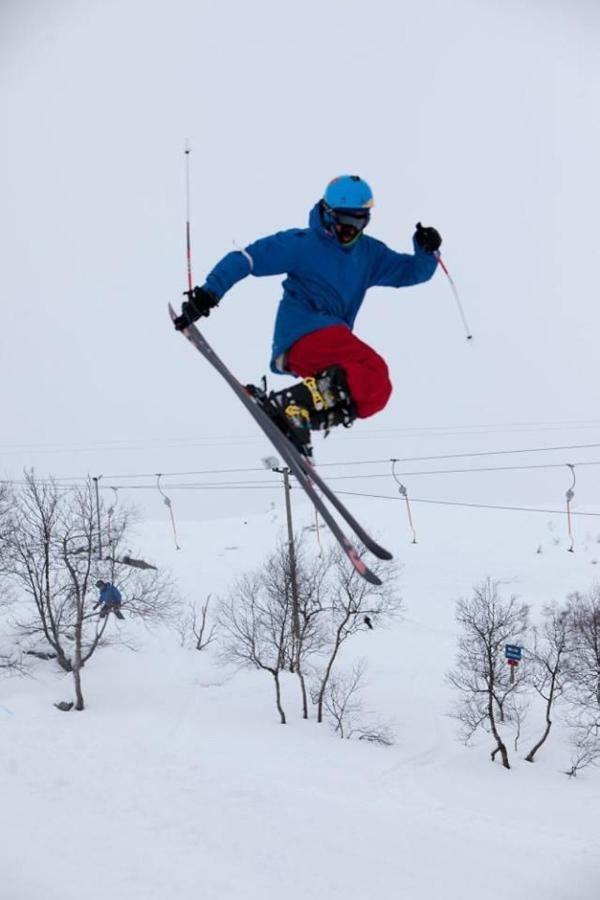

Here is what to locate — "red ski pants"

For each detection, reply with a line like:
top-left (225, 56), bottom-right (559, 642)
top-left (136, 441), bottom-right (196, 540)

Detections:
top-left (286, 325), bottom-right (392, 419)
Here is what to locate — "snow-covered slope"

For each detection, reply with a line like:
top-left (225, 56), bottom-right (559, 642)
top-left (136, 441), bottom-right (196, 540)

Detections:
top-left (2, 498), bottom-right (600, 900)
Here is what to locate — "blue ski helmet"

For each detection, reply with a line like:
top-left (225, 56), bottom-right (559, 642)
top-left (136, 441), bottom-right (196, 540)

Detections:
top-left (322, 175), bottom-right (374, 246)
top-left (324, 175), bottom-right (374, 211)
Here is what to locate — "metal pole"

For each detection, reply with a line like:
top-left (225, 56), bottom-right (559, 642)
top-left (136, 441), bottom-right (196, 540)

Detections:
top-left (282, 468), bottom-right (300, 652)
top-left (274, 462), bottom-right (308, 718)
top-left (92, 476), bottom-right (102, 561)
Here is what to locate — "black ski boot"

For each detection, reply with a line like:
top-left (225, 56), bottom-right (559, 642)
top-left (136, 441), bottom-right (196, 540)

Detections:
top-left (248, 366), bottom-right (356, 457)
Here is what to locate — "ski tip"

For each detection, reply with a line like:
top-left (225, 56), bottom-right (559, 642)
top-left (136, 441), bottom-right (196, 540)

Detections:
top-left (373, 547), bottom-right (394, 562)
top-left (361, 568), bottom-right (383, 586)
top-left (345, 543), bottom-right (384, 585)
top-left (168, 303), bottom-right (177, 321)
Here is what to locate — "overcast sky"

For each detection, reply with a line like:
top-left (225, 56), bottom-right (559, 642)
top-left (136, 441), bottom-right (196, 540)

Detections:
top-left (1, 0), bottom-right (599, 522)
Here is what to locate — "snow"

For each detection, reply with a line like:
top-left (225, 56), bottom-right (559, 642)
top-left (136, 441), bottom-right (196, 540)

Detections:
top-left (2, 499), bottom-right (600, 900)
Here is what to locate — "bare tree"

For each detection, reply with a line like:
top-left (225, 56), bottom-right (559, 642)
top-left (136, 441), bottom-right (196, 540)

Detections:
top-left (262, 536), bottom-right (330, 719)
top-left (0, 480), bottom-right (12, 573)
top-left (218, 570), bottom-right (291, 724)
top-left (0, 482), bottom-right (18, 669)
top-left (311, 659), bottom-right (395, 745)
top-left (4, 472), bottom-right (177, 710)
top-left (447, 578), bottom-right (529, 770)
top-left (177, 595), bottom-right (217, 651)
top-left (217, 538), bottom-right (400, 727)
top-left (314, 659), bottom-right (367, 738)
top-left (311, 545), bottom-right (402, 724)
top-left (560, 588), bottom-right (600, 775)
top-left (0, 648), bottom-right (23, 674)
top-left (506, 694), bottom-right (529, 753)
top-left (525, 603), bottom-right (570, 762)
top-left (564, 718), bottom-right (600, 778)
top-left (565, 587), bottom-right (600, 711)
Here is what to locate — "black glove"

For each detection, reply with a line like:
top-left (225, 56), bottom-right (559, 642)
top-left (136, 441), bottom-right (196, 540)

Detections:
top-left (173, 287), bottom-right (220, 331)
top-left (414, 222), bottom-right (442, 254)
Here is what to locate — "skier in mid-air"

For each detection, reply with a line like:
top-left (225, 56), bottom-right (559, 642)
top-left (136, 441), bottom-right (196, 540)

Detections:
top-left (173, 175), bottom-right (441, 455)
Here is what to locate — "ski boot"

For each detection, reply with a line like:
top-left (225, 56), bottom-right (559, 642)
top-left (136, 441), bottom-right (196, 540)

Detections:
top-left (247, 366), bottom-right (357, 458)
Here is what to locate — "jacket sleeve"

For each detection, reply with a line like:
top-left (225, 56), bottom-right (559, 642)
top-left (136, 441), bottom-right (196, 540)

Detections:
top-left (203, 231), bottom-right (300, 298)
top-left (369, 237), bottom-right (438, 288)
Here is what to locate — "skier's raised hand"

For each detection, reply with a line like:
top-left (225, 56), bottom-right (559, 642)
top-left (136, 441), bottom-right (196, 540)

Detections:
top-left (173, 287), bottom-right (220, 330)
top-left (414, 222), bottom-right (442, 254)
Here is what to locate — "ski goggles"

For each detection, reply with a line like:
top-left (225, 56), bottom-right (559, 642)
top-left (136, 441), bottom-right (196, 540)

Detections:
top-left (331, 208), bottom-right (371, 229)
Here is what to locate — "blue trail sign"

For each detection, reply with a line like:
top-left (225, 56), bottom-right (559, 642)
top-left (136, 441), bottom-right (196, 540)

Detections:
top-left (505, 644), bottom-right (522, 662)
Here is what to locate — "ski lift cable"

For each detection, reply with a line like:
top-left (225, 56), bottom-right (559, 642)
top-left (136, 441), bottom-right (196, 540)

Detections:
top-left (307, 459), bottom-right (600, 481)
top-left (90, 457), bottom-right (600, 492)
top-left (385, 441), bottom-right (600, 467)
top-left (334, 490), bottom-right (600, 517)
top-left (5, 420), bottom-right (600, 459)
top-left (89, 456), bottom-right (600, 494)
top-left (7, 441), bottom-right (600, 487)
top-left (93, 441), bottom-right (600, 478)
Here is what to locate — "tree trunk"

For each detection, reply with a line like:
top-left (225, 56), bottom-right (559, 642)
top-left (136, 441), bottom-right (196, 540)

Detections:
top-left (488, 693), bottom-right (509, 769)
top-left (271, 671), bottom-right (286, 725)
top-left (526, 678), bottom-right (556, 762)
top-left (55, 650), bottom-right (73, 673)
top-left (297, 667), bottom-right (308, 720)
top-left (316, 616), bottom-right (349, 723)
top-left (72, 624), bottom-right (84, 711)
top-left (317, 651), bottom-right (337, 723)
top-left (525, 718), bottom-right (551, 763)
top-left (72, 664), bottom-right (85, 711)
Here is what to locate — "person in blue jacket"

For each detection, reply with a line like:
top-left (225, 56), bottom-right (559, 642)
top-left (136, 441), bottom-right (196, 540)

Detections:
top-left (174, 175), bottom-right (441, 454)
top-left (94, 580), bottom-right (125, 620)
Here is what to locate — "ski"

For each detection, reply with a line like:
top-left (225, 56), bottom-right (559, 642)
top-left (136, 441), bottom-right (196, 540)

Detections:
top-left (290, 443), bottom-right (391, 561)
top-left (168, 305), bottom-right (392, 585)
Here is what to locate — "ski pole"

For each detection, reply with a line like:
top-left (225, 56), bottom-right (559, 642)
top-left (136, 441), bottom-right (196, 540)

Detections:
top-left (184, 140), bottom-right (193, 292)
top-left (435, 252), bottom-right (473, 341)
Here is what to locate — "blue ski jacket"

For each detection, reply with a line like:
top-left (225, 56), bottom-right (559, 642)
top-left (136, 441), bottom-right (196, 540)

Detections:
top-left (202, 202), bottom-right (438, 373)
top-left (98, 583), bottom-right (122, 605)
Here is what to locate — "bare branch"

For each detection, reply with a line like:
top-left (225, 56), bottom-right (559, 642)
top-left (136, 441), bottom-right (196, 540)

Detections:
top-left (525, 604), bottom-right (570, 762)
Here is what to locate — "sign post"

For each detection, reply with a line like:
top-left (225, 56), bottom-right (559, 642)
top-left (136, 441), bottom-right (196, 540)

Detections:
top-left (504, 643), bottom-right (522, 684)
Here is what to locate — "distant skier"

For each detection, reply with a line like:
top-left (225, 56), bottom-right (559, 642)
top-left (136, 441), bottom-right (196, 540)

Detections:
top-left (174, 175), bottom-right (441, 454)
top-left (94, 580), bottom-right (125, 620)
top-left (364, 615), bottom-right (374, 630)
